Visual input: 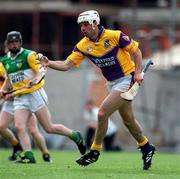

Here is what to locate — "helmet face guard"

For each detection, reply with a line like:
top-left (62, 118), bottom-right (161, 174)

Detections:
top-left (7, 31), bottom-right (22, 44)
top-left (77, 10), bottom-right (100, 25)
top-left (6, 31), bottom-right (22, 54)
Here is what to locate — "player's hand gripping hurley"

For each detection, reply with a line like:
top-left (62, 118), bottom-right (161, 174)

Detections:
top-left (120, 59), bottom-right (154, 101)
top-left (2, 71), bottom-right (46, 96)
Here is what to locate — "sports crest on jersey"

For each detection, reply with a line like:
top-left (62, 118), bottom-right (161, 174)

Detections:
top-left (122, 35), bottom-right (130, 42)
top-left (16, 61), bottom-right (23, 68)
top-left (104, 39), bottom-right (110, 49)
top-left (5, 63), bottom-right (10, 70)
top-left (86, 46), bottom-right (93, 52)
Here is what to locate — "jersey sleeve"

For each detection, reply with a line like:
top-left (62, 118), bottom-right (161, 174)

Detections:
top-left (67, 45), bottom-right (86, 67)
top-left (27, 52), bottom-right (41, 72)
top-left (119, 31), bottom-right (139, 54)
top-left (0, 62), bottom-right (7, 78)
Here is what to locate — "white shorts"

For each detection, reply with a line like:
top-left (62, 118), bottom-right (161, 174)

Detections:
top-left (1, 100), bottom-right (14, 115)
top-left (107, 74), bottom-right (133, 92)
top-left (14, 88), bottom-right (48, 113)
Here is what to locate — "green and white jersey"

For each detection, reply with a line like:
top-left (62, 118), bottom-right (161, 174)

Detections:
top-left (1, 48), bottom-right (45, 95)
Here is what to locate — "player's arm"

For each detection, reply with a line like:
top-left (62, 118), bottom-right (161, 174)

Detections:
top-left (28, 53), bottom-right (47, 84)
top-left (131, 48), bottom-right (143, 84)
top-left (0, 77), bottom-right (12, 98)
top-left (1, 78), bottom-right (10, 91)
top-left (44, 58), bottom-right (75, 71)
top-left (37, 44), bottom-right (85, 71)
top-left (118, 31), bottom-right (143, 84)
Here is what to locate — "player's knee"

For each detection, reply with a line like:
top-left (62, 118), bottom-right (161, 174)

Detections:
top-left (29, 129), bottom-right (38, 136)
top-left (15, 124), bottom-right (26, 133)
top-left (15, 125), bottom-right (21, 133)
top-left (44, 126), bottom-right (54, 133)
top-left (98, 109), bottom-right (108, 122)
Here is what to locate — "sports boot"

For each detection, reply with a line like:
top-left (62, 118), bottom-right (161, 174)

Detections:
top-left (9, 143), bottom-right (23, 161)
top-left (43, 153), bottom-right (53, 163)
top-left (76, 150), bottom-right (100, 166)
top-left (140, 144), bottom-right (156, 170)
top-left (16, 151), bottom-right (36, 164)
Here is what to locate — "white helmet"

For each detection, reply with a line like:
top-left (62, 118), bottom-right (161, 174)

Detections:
top-left (77, 10), bottom-right (100, 25)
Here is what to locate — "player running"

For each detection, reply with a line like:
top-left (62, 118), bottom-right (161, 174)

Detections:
top-left (0, 31), bottom-right (86, 163)
top-left (0, 45), bottom-right (52, 163)
top-left (37, 10), bottom-right (155, 170)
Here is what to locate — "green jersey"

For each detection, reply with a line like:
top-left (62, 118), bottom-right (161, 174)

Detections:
top-left (1, 48), bottom-right (45, 95)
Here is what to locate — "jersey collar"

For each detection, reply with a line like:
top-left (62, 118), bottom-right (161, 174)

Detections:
top-left (8, 47), bottom-right (24, 59)
top-left (89, 26), bottom-right (105, 42)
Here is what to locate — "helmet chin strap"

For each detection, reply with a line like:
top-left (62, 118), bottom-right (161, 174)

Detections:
top-left (92, 23), bottom-right (96, 30)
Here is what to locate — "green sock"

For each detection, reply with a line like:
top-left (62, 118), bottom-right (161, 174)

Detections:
top-left (70, 131), bottom-right (80, 143)
top-left (24, 151), bottom-right (34, 159)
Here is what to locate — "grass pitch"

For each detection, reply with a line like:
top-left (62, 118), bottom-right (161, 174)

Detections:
top-left (0, 149), bottom-right (180, 179)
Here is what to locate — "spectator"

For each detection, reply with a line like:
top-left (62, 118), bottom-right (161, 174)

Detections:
top-left (84, 99), bottom-right (121, 151)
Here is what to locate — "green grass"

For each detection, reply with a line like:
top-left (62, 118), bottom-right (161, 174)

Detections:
top-left (0, 149), bottom-right (180, 179)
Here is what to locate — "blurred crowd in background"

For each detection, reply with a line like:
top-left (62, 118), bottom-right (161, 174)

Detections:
top-left (0, 0), bottom-right (178, 60)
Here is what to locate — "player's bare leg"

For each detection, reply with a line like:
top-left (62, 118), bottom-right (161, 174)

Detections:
top-left (76, 90), bottom-right (155, 169)
top-left (93, 90), bottom-right (124, 145)
top-left (76, 90), bottom-right (124, 166)
top-left (35, 106), bottom-right (86, 155)
top-left (118, 101), bottom-right (145, 142)
top-left (119, 100), bottom-right (155, 170)
top-left (0, 111), bottom-right (22, 160)
top-left (14, 109), bottom-right (36, 163)
top-left (15, 109), bottom-right (32, 151)
top-left (0, 111), bottom-right (16, 143)
top-left (27, 114), bottom-right (52, 162)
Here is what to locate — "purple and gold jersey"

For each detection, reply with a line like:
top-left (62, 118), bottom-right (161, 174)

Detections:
top-left (68, 26), bottom-right (138, 81)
